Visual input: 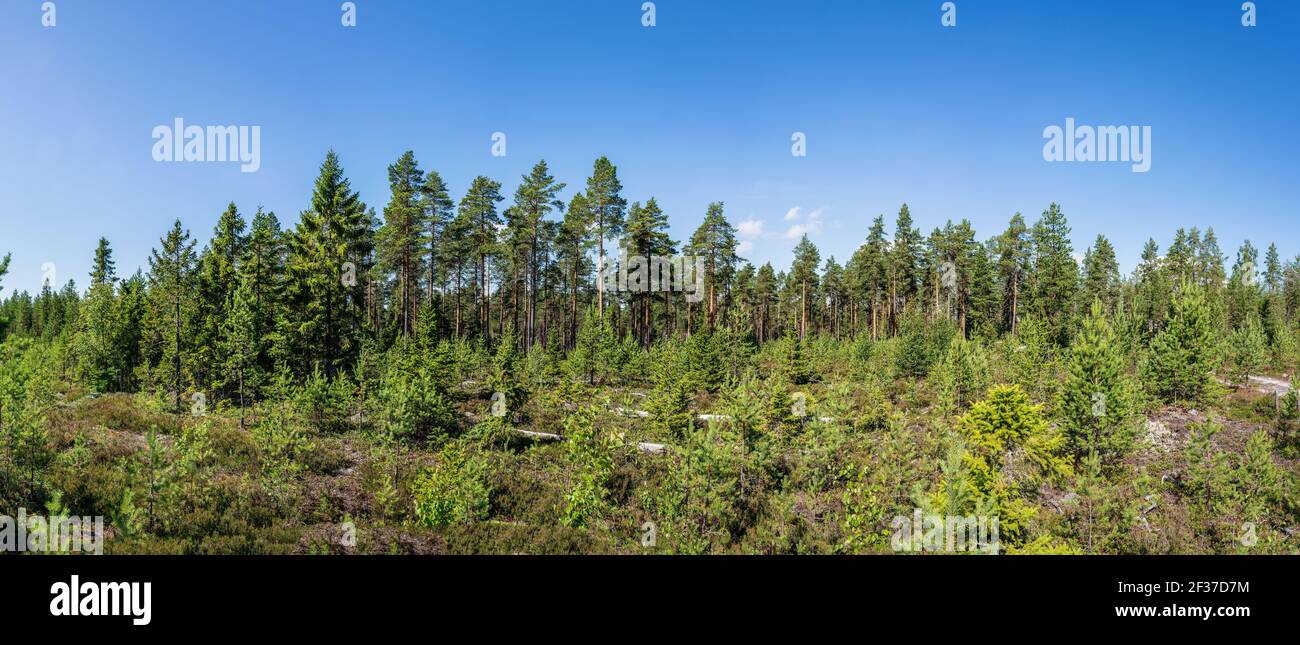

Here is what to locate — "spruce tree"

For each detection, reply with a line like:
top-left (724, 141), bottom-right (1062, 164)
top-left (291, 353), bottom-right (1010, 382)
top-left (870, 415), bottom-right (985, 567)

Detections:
top-left (115, 272), bottom-right (147, 390)
top-left (956, 384), bottom-right (1073, 543)
top-left (195, 203), bottom-right (247, 399)
top-left (569, 305), bottom-right (614, 385)
top-left (223, 277), bottom-right (258, 428)
top-left (648, 342), bottom-right (694, 437)
top-left (1144, 282), bottom-right (1217, 405)
top-left (285, 150), bottom-right (370, 378)
top-left (144, 220), bottom-right (198, 411)
top-left (778, 329), bottom-right (811, 385)
top-left (73, 280), bottom-right (118, 392)
top-left (1134, 238), bottom-right (1171, 338)
top-left (488, 322), bottom-right (525, 419)
top-left (90, 237), bottom-right (116, 286)
top-left (1080, 235), bottom-right (1120, 314)
top-left (239, 208), bottom-right (285, 378)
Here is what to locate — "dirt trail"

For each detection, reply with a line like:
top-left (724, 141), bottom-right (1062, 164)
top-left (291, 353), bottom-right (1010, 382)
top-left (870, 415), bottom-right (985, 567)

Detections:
top-left (1247, 375), bottom-right (1293, 396)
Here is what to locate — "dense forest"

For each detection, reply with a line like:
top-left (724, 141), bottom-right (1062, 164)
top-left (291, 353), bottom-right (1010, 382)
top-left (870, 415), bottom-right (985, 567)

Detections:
top-left (1, 150), bottom-right (1297, 554)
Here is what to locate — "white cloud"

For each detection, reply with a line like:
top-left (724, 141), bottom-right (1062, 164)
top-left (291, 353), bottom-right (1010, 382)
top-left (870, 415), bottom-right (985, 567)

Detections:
top-left (782, 206), bottom-right (826, 239)
top-left (735, 240), bottom-right (754, 255)
top-left (784, 221), bottom-right (823, 239)
top-left (737, 218), bottom-right (764, 239)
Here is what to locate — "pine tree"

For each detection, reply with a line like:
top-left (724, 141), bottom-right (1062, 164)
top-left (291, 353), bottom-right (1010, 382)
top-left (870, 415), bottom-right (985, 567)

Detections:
top-left (557, 192), bottom-right (594, 348)
top-left (622, 197), bottom-right (675, 347)
top-left (441, 204), bottom-right (475, 339)
top-left (1029, 203), bottom-right (1079, 345)
top-left (513, 160), bottom-right (566, 349)
top-left (412, 443), bottom-right (492, 527)
top-left (934, 335), bottom-right (990, 416)
top-left (585, 157), bottom-right (627, 317)
top-left (376, 150), bottom-right (428, 337)
top-left (1061, 299), bottom-right (1136, 459)
top-left (821, 257), bottom-right (844, 336)
top-left (142, 426), bottom-right (174, 533)
top-left (1197, 228), bottom-right (1227, 290)
top-left (1065, 451), bottom-right (1132, 553)
top-left (1264, 243), bottom-right (1282, 295)
top-left (789, 235), bottom-right (820, 339)
top-left (1144, 282), bottom-right (1217, 405)
top-left (1261, 293), bottom-right (1295, 364)
top-left (752, 262), bottom-right (778, 342)
top-left (1166, 228), bottom-right (1193, 284)
top-left (1223, 316), bottom-right (1266, 388)
top-left (890, 204), bottom-right (922, 333)
top-left (1226, 240), bottom-right (1261, 332)
top-left (998, 214), bottom-right (1029, 335)
top-left (0, 253), bottom-right (9, 338)
top-left (687, 202), bottom-right (739, 329)
top-left (458, 176), bottom-right (505, 339)
top-left (421, 170), bottom-right (455, 305)
top-left (855, 215), bottom-right (890, 339)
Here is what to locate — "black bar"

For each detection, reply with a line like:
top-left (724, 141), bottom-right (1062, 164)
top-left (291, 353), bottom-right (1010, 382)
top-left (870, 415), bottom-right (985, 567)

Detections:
top-left (3, 555), bottom-right (1288, 634)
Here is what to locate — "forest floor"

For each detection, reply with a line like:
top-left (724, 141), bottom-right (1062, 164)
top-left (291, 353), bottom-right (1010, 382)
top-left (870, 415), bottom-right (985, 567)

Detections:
top-left (40, 369), bottom-right (1299, 554)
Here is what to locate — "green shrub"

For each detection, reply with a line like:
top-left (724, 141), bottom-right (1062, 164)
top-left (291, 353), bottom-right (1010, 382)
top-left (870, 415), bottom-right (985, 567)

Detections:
top-left (412, 443), bottom-right (491, 527)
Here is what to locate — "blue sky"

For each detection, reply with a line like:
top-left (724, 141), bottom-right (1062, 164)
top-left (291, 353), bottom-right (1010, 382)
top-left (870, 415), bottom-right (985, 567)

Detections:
top-left (1, 0), bottom-right (1297, 294)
